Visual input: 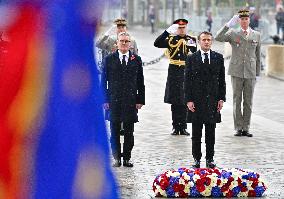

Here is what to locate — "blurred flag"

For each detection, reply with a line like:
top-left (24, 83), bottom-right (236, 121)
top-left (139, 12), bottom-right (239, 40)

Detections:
top-left (0, 1), bottom-right (119, 199)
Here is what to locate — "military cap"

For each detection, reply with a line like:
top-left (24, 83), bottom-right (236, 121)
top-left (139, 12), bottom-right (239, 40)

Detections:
top-left (173, 18), bottom-right (188, 26)
top-left (238, 9), bottom-right (250, 18)
top-left (114, 18), bottom-right (127, 26)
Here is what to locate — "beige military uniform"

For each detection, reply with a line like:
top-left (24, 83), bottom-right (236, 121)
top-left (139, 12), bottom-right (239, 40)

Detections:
top-left (215, 25), bottom-right (261, 132)
top-left (96, 34), bottom-right (138, 55)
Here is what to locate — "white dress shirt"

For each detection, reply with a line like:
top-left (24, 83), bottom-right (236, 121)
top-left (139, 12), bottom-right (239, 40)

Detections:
top-left (200, 49), bottom-right (211, 64)
top-left (241, 27), bottom-right (251, 37)
top-left (118, 50), bottom-right (129, 65)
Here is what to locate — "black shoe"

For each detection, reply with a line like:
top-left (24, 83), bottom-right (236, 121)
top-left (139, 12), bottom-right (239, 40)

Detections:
top-left (242, 131), bottom-right (253, 137)
top-left (234, 130), bottom-right (242, 136)
top-left (206, 159), bottom-right (216, 168)
top-left (123, 160), bottom-right (133, 167)
top-left (120, 129), bottom-right (124, 136)
top-left (171, 129), bottom-right (179, 135)
top-left (192, 159), bottom-right (200, 168)
top-left (112, 159), bottom-right (121, 167)
top-left (179, 129), bottom-right (190, 136)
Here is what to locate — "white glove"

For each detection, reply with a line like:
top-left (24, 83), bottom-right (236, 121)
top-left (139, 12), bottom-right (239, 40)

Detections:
top-left (226, 15), bottom-right (239, 28)
top-left (105, 25), bottom-right (116, 36)
top-left (166, 24), bottom-right (179, 35)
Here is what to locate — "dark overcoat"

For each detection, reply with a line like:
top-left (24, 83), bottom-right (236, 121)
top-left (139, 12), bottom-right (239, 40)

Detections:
top-left (154, 31), bottom-right (197, 105)
top-left (185, 50), bottom-right (226, 123)
top-left (102, 50), bottom-right (145, 123)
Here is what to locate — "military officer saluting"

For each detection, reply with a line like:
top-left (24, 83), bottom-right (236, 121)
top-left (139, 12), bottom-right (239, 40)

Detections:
top-left (154, 19), bottom-right (197, 136)
top-left (96, 18), bottom-right (138, 59)
top-left (215, 9), bottom-right (261, 137)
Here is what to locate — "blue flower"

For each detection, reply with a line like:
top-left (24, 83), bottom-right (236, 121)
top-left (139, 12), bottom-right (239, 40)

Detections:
top-left (248, 172), bottom-right (257, 178)
top-left (242, 174), bottom-right (249, 180)
top-left (187, 171), bottom-right (195, 180)
top-left (177, 168), bottom-right (185, 175)
top-left (221, 171), bottom-right (232, 179)
top-left (169, 176), bottom-right (179, 185)
top-left (211, 186), bottom-right (222, 197)
top-left (190, 186), bottom-right (201, 197)
top-left (255, 186), bottom-right (265, 197)
top-left (166, 187), bottom-right (175, 197)
top-left (232, 186), bottom-right (241, 196)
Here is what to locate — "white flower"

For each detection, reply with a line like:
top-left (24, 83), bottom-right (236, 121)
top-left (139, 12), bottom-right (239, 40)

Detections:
top-left (210, 177), bottom-right (218, 187)
top-left (193, 174), bottom-right (201, 181)
top-left (179, 178), bottom-right (185, 185)
top-left (160, 189), bottom-right (167, 197)
top-left (201, 187), bottom-right (212, 197)
top-left (229, 180), bottom-right (239, 189)
top-left (237, 191), bottom-right (248, 197)
top-left (182, 173), bottom-right (190, 181)
top-left (172, 171), bottom-right (180, 177)
top-left (184, 184), bottom-right (190, 193)
top-left (246, 180), bottom-right (253, 187)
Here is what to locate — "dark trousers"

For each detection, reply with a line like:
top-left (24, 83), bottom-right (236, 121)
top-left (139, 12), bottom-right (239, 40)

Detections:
top-left (110, 122), bottom-right (134, 160)
top-left (171, 104), bottom-right (187, 130)
top-left (192, 122), bottom-right (216, 160)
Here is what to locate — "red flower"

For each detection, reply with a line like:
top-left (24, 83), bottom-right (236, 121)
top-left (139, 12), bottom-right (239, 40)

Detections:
top-left (196, 179), bottom-right (206, 192)
top-left (173, 183), bottom-right (185, 192)
top-left (226, 190), bottom-right (234, 198)
top-left (241, 186), bottom-right (248, 192)
top-left (159, 178), bottom-right (169, 190)
top-left (248, 190), bottom-right (256, 197)
top-left (203, 177), bottom-right (211, 186)
top-left (130, 54), bottom-right (135, 60)
top-left (221, 185), bottom-right (229, 192)
top-left (217, 179), bottom-right (221, 186)
top-left (178, 190), bottom-right (187, 198)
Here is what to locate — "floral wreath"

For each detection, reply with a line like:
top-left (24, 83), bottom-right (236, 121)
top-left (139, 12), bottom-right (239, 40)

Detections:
top-left (153, 168), bottom-right (267, 198)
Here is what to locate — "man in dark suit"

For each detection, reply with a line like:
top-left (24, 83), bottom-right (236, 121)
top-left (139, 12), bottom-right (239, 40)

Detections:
top-left (185, 31), bottom-right (226, 168)
top-left (102, 32), bottom-right (145, 167)
top-left (154, 18), bottom-right (197, 136)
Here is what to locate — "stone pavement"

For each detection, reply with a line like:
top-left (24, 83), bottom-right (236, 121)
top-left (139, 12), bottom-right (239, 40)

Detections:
top-left (97, 25), bottom-right (284, 199)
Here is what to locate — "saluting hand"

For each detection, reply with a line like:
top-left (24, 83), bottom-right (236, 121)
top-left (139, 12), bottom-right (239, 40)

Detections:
top-left (166, 24), bottom-right (179, 35)
top-left (226, 15), bottom-right (239, 28)
top-left (105, 25), bottom-right (116, 36)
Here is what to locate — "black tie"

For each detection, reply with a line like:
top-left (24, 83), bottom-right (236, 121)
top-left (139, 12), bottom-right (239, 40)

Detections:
top-left (204, 53), bottom-right (209, 64)
top-left (122, 55), bottom-right (127, 66)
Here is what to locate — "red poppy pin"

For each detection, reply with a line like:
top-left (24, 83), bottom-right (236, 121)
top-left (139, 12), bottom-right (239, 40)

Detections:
top-left (130, 54), bottom-right (135, 60)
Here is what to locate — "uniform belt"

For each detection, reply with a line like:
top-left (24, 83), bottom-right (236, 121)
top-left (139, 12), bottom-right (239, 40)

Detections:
top-left (169, 59), bottom-right (185, 66)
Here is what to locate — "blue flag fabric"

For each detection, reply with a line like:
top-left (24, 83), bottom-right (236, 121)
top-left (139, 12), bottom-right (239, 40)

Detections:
top-left (34, 1), bottom-right (119, 199)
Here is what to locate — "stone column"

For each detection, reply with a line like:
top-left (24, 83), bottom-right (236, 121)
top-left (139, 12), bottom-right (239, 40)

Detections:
top-left (266, 45), bottom-right (284, 80)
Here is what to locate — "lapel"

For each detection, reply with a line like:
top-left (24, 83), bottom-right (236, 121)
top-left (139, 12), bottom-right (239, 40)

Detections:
top-left (238, 28), bottom-right (247, 40)
top-left (195, 50), bottom-right (202, 64)
top-left (113, 50), bottom-right (121, 66)
top-left (248, 29), bottom-right (256, 41)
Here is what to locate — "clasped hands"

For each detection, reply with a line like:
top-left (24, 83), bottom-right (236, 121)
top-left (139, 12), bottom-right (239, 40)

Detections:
top-left (187, 100), bottom-right (224, 112)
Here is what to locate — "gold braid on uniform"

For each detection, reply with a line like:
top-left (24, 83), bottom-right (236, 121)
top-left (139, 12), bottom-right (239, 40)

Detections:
top-left (165, 37), bottom-right (186, 59)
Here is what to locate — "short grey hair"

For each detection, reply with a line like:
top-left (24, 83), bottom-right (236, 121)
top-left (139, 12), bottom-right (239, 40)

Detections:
top-left (117, 31), bottom-right (131, 39)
